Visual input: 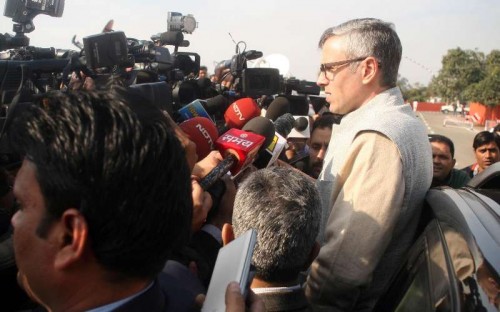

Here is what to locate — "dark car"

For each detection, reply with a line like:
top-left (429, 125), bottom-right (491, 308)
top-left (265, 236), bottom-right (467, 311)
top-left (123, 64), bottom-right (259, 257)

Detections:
top-left (375, 163), bottom-right (500, 311)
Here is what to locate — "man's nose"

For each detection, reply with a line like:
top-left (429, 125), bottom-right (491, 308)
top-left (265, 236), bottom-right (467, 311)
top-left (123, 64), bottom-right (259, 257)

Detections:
top-left (317, 146), bottom-right (327, 160)
top-left (317, 72), bottom-right (328, 87)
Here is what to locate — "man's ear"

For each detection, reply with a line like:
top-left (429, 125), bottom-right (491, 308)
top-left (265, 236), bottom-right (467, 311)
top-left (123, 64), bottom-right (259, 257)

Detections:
top-left (361, 57), bottom-right (379, 85)
top-left (54, 208), bottom-right (89, 270)
top-left (221, 223), bottom-right (235, 246)
top-left (302, 241), bottom-right (320, 271)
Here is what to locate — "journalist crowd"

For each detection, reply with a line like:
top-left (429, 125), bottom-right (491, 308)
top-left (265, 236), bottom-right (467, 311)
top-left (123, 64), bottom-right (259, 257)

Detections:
top-left (1, 15), bottom-right (500, 312)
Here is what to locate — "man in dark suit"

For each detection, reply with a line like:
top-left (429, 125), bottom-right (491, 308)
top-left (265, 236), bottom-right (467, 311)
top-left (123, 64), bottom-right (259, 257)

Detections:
top-left (8, 89), bottom-right (196, 311)
top-left (222, 167), bottom-right (321, 312)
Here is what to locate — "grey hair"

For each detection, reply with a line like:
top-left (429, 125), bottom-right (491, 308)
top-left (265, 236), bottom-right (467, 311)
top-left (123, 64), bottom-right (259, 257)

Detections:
top-left (232, 167), bottom-right (321, 283)
top-left (319, 18), bottom-right (402, 87)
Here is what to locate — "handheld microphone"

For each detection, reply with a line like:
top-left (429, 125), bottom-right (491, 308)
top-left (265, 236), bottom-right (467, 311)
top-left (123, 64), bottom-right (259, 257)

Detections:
top-left (176, 99), bottom-right (213, 122)
top-left (273, 113), bottom-right (295, 138)
top-left (203, 94), bottom-right (229, 115)
top-left (223, 97), bottom-right (261, 130)
top-left (179, 117), bottom-right (219, 160)
top-left (265, 96), bottom-right (290, 121)
top-left (199, 128), bottom-right (266, 190)
top-left (288, 116), bottom-right (311, 139)
top-left (252, 132), bottom-right (287, 169)
top-left (241, 116), bottom-right (276, 150)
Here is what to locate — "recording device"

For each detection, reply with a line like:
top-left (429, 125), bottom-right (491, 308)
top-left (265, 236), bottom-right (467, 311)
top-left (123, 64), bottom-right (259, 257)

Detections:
top-left (178, 117), bottom-right (218, 160)
top-left (176, 99), bottom-right (213, 122)
top-left (202, 229), bottom-right (257, 312)
top-left (83, 31), bottom-right (129, 69)
top-left (241, 68), bottom-right (281, 98)
top-left (3, 0), bottom-right (64, 44)
top-left (199, 127), bottom-right (266, 190)
top-left (288, 116), bottom-right (310, 139)
top-left (223, 97), bottom-right (261, 130)
top-left (1, 0), bottom-right (69, 105)
top-left (273, 113), bottom-right (295, 138)
top-left (217, 40), bottom-right (281, 98)
top-left (265, 96), bottom-right (290, 121)
top-left (252, 132), bottom-right (287, 169)
top-left (310, 95), bottom-right (329, 113)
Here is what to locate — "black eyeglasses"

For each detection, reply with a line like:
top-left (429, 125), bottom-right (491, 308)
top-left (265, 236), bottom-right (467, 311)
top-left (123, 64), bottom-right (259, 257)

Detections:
top-left (319, 57), bottom-right (368, 81)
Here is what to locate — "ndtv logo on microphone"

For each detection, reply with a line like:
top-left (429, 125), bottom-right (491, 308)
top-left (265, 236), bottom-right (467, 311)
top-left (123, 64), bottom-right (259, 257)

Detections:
top-left (232, 104), bottom-right (245, 121)
top-left (195, 123), bottom-right (214, 149)
top-left (220, 134), bottom-right (254, 148)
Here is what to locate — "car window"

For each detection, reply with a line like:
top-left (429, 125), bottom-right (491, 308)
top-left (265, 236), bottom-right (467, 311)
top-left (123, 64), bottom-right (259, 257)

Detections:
top-left (375, 220), bottom-right (457, 311)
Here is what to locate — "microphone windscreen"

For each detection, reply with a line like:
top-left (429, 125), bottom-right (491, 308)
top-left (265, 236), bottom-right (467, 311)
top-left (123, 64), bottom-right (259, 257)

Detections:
top-left (242, 116), bottom-right (276, 150)
top-left (204, 95), bottom-right (229, 115)
top-left (265, 96), bottom-right (290, 121)
top-left (294, 117), bottom-right (309, 132)
top-left (274, 113), bottom-right (295, 138)
top-left (159, 31), bottom-right (184, 46)
top-left (224, 98), bottom-right (261, 129)
top-left (288, 116), bottom-right (310, 139)
top-left (179, 117), bottom-right (218, 160)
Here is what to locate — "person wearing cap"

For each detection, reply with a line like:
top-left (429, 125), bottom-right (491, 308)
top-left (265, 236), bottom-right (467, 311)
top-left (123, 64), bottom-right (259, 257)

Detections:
top-left (306, 18), bottom-right (432, 311)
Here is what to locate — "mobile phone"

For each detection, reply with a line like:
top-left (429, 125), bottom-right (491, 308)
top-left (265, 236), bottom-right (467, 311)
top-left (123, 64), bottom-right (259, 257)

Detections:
top-left (202, 228), bottom-right (257, 312)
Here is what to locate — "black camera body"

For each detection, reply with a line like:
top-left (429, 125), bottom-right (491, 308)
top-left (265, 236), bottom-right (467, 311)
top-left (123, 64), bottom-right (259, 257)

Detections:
top-left (4, 0), bottom-right (64, 24)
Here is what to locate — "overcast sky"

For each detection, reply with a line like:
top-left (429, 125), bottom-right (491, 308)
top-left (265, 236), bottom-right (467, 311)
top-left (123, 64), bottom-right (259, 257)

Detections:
top-left (1, 0), bottom-right (498, 85)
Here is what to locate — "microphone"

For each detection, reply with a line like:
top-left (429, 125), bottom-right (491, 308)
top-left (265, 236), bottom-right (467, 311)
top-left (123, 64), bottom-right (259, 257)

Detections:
top-left (157, 31), bottom-right (184, 46)
top-left (241, 116), bottom-right (276, 150)
top-left (216, 50), bottom-right (264, 70)
top-left (252, 132), bottom-right (287, 169)
top-left (199, 128), bottom-right (267, 190)
top-left (265, 96), bottom-right (290, 121)
top-left (223, 97), bottom-right (261, 130)
top-left (203, 94), bottom-right (229, 115)
top-left (178, 117), bottom-right (219, 160)
top-left (287, 116), bottom-right (311, 139)
top-left (176, 99), bottom-right (213, 122)
top-left (273, 113), bottom-right (295, 138)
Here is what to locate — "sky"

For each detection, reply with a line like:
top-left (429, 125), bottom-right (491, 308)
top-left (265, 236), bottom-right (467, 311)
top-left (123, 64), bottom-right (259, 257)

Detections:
top-left (1, 0), bottom-right (499, 86)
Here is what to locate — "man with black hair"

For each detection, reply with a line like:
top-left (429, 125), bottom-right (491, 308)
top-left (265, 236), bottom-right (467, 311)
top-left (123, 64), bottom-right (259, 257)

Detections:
top-left (462, 131), bottom-right (500, 178)
top-left (429, 134), bottom-right (470, 188)
top-left (305, 114), bottom-right (340, 179)
top-left (8, 90), bottom-right (195, 311)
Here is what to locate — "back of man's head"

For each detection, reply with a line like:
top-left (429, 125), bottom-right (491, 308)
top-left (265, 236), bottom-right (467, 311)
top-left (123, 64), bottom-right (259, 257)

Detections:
top-left (232, 167), bottom-right (321, 283)
top-left (9, 89), bottom-right (192, 281)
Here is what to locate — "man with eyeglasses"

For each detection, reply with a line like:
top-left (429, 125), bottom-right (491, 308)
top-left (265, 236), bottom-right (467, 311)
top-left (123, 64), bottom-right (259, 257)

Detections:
top-left (306, 18), bottom-right (432, 311)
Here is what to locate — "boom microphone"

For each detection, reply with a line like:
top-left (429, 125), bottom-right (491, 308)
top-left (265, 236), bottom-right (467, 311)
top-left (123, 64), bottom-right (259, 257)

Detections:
top-left (179, 117), bottom-right (219, 160)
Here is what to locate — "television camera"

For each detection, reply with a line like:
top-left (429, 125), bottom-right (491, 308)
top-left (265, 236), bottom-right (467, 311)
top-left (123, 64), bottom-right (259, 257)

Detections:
top-left (1, 0), bottom-right (70, 106)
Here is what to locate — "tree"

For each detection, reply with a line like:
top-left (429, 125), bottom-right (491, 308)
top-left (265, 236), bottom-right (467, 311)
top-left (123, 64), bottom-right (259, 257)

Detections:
top-left (398, 75), bottom-right (428, 102)
top-left (429, 48), bottom-right (485, 103)
top-left (463, 50), bottom-right (500, 106)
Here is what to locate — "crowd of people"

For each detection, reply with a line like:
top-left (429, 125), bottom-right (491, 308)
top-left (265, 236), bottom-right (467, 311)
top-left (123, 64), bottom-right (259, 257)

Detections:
top-left (0, 17), bottom-right (499, 312)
